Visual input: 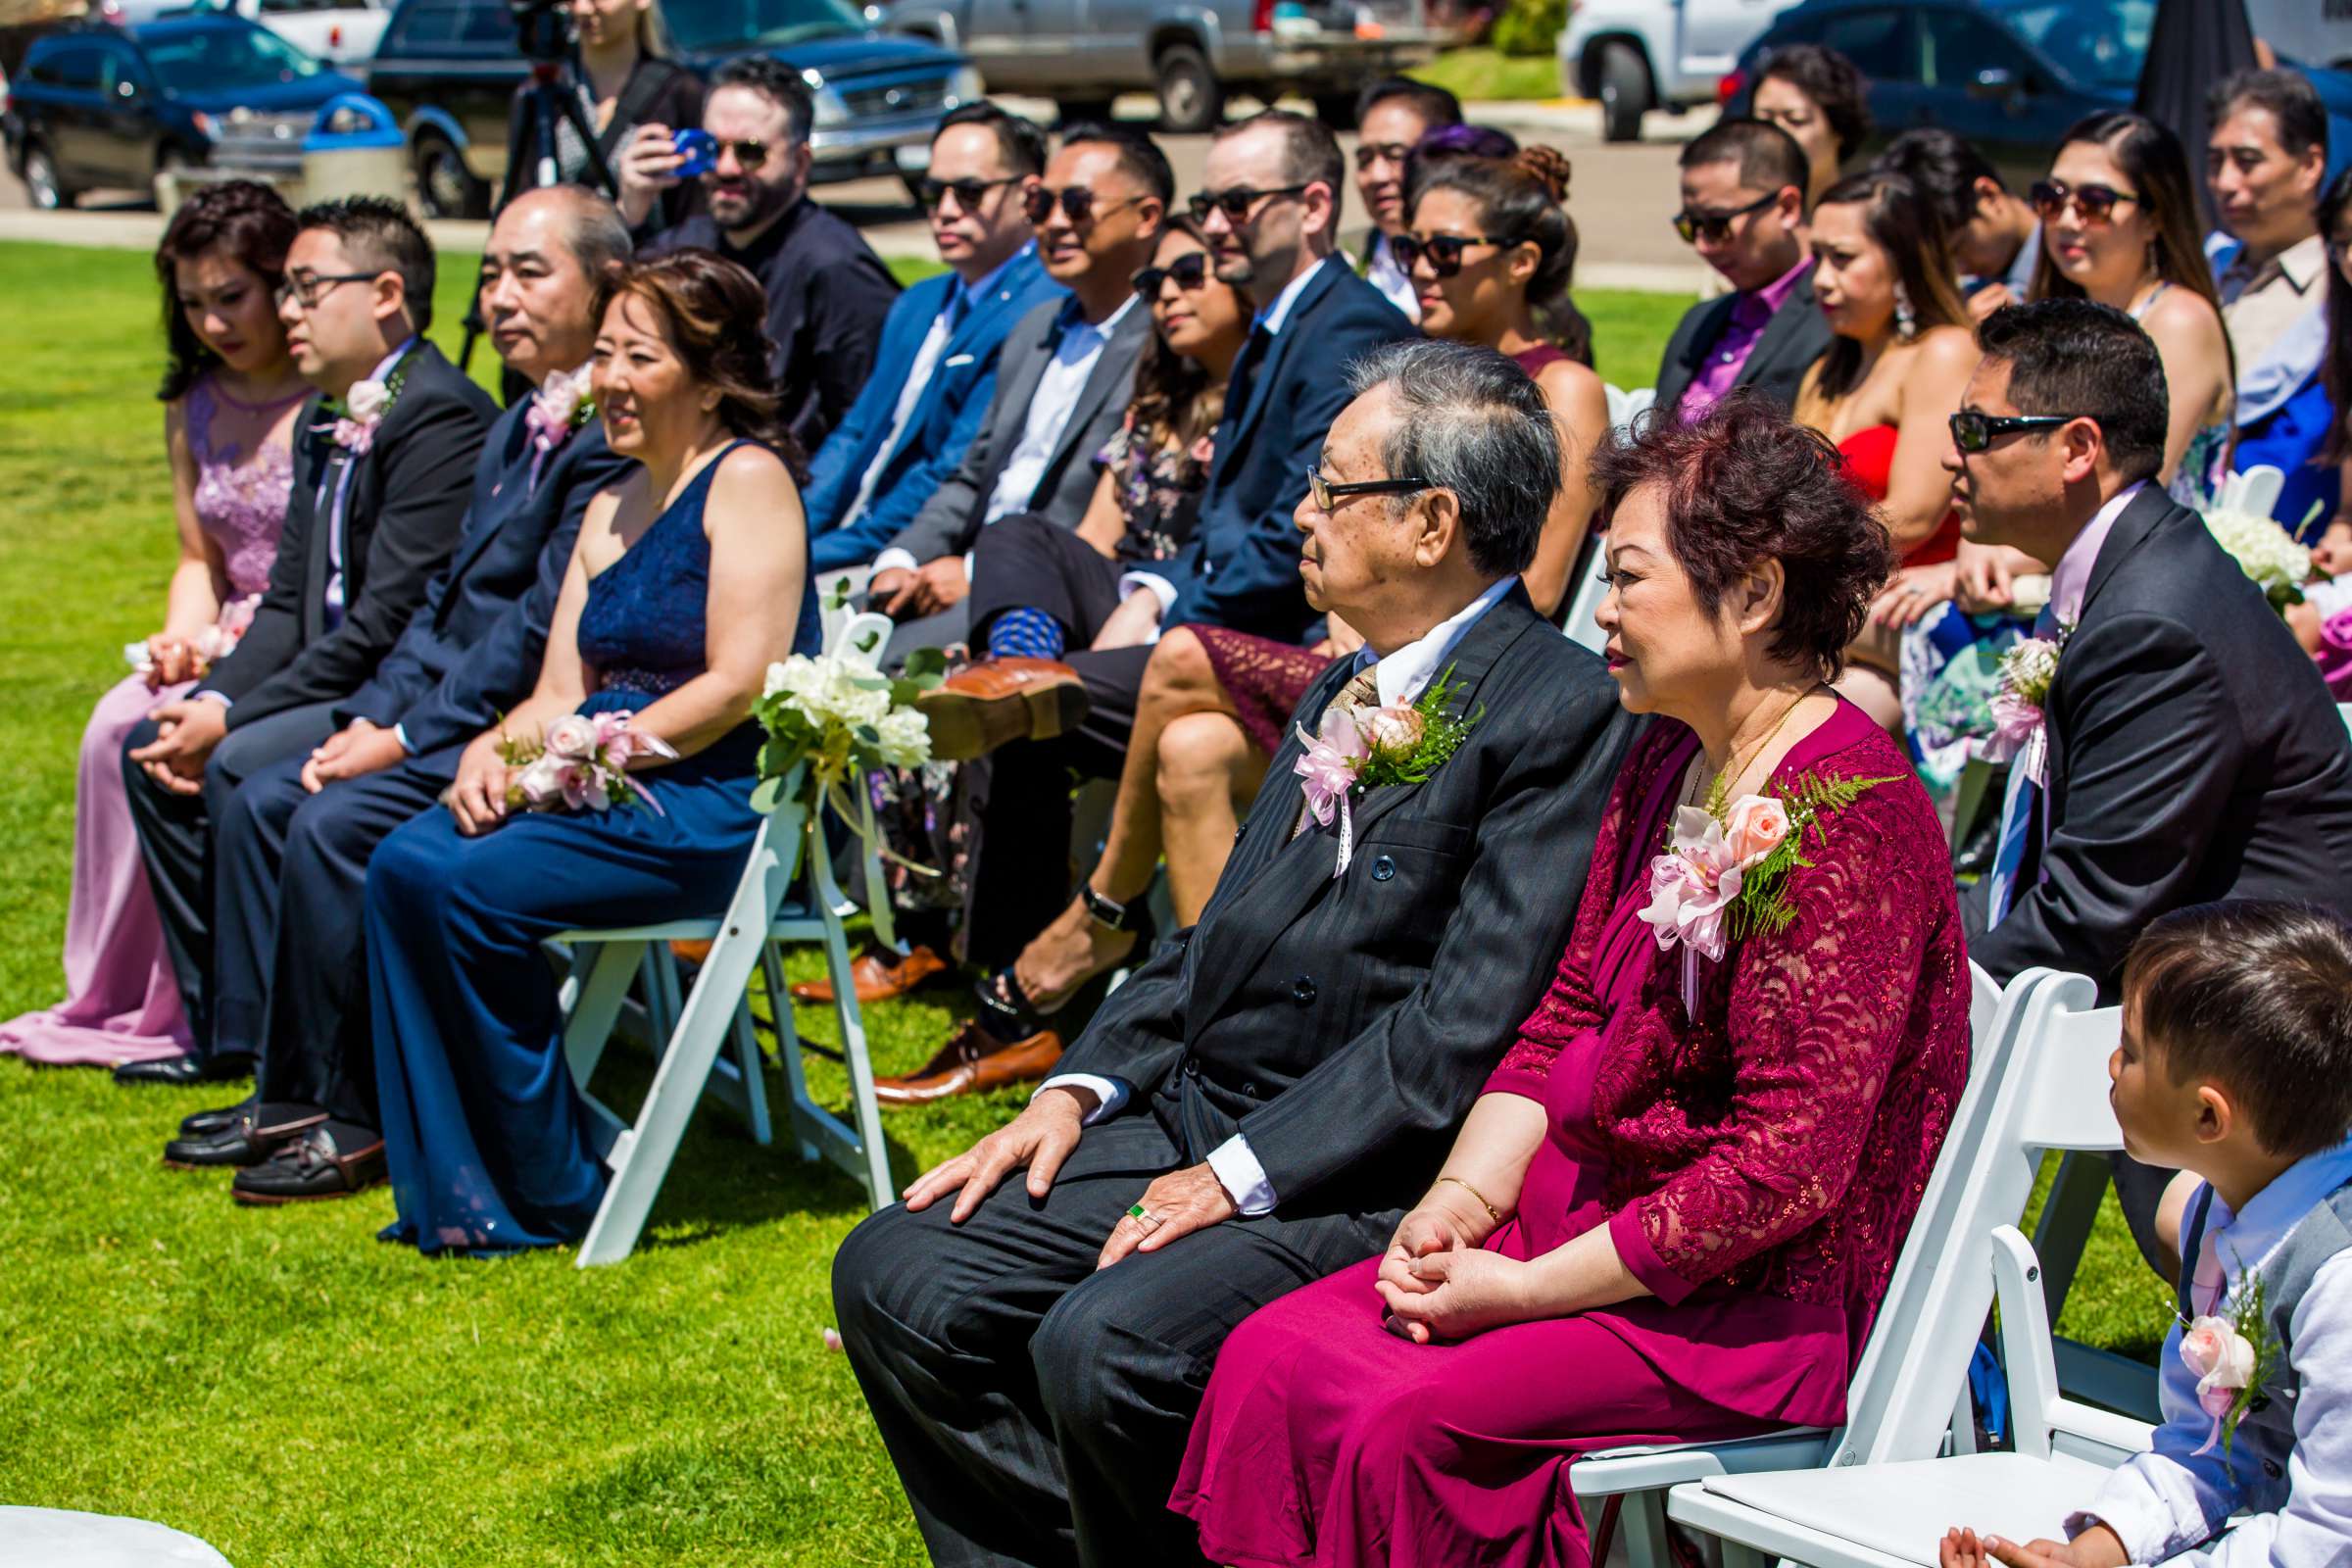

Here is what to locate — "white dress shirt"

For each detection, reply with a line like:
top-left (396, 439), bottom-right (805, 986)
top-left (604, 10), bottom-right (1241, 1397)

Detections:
top-left (1038, 573), bottom-right (1522, 1215)
top-left (1364, 235), bottom-right (1419, 321)
top-left (980, 292), bottom-right (1139, 524)
top-left (2070, 1136), bottom-right (2352, 1567)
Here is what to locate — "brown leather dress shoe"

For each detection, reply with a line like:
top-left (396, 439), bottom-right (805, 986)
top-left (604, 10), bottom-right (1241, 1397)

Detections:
top-left (916, 657), bottom-right (1089, 761)
top-left (790, 944), bottom-right (948, 1005)
top-left (872, 1019), bottom-right (1063, 1106)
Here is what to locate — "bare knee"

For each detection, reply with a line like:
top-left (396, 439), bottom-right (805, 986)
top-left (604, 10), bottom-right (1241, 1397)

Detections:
top-left (1158, 711), bottom-right (1250, 812)
top-left (1138, 628), bottom-right (1220, 719)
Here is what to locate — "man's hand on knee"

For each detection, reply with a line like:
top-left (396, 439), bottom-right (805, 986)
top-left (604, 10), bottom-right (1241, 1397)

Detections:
top-left (1095, 1162), bottom-right (1237, 1271)
top-left (903, 1085), bottom-right (1097, 1223)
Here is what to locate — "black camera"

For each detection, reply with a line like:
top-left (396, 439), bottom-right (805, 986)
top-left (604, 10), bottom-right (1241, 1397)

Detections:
top-left (508, 0), bottom-right (573, 66)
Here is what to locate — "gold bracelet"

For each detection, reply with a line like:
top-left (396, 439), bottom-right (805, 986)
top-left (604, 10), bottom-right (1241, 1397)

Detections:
top-left (1436, 1175), bottom-right (1502, 1225)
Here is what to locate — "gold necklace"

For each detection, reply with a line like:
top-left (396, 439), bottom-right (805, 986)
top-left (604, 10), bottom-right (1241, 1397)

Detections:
top-left (1688, 686), bottom-right (1820, 813)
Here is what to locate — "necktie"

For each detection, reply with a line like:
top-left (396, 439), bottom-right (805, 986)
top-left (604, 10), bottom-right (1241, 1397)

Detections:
top-left (1985, 603), bottom-right (2060, 926)
top-left (1293, 664), bottom-right (1384, 840)
top-left (1226, 322), bottom-right (1275, 429)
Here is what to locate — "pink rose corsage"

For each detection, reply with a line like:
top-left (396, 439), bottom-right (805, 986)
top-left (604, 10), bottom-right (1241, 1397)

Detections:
top-left (1974, 633), bottom-right (2064, 787)
top-left (502, 710), bottom-right (678, 815)
top-left (1291, 665), bottom-right (1476, 880)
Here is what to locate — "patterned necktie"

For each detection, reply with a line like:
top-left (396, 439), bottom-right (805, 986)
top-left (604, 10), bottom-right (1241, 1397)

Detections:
top-left (1292, 663), bottom-right (1383, 840)
top-left (1985, 603), bottom-right (2060, 926)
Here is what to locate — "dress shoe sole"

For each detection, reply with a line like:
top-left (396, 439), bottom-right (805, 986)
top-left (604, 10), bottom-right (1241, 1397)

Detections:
top-left (919, 679), bottom-right (1089, 762)
top-left (231, 1171), bottom-right (384, 1205)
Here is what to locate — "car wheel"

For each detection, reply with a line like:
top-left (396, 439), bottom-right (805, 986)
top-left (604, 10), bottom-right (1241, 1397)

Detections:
top-left (1154, 43), bottom-right (1223, 135)
top-left (413, 131), bottom-right (483, 220)
top-left (1311, 91), bottom-right (1356, 130)
top-left (1596, 41), bottom-right (1651, 144)
top-left (23, 143), bottom-right (73, 210)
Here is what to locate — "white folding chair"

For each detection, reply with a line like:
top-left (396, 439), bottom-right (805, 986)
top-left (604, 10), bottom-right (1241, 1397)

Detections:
top-left (554, 612), bottom-right (898, 1267)
top-left (2339, 702), bottom-right (2352, 742)
top-left (1572, 961), bottom-right (2020, 1563)
top-left (1666, 972), bottom-right (2154, 1566)
top-left (1560, 529), bottom-right (1609, 654)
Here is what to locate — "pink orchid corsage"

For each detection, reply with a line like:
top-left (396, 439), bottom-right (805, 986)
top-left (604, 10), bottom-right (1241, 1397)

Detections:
top-left (1294, 704), bottom-right (1372, 877)
top-left (525, 365), bottom-right (595, 484)
top-left (506, 710), bottom-right (678, 815)
top-left (1975, 634), bottom-right (2063, 787)
top-left (1639, 796), bottom-right (1791, 1012)
top-left (123, 593), bottom-right (261, 682)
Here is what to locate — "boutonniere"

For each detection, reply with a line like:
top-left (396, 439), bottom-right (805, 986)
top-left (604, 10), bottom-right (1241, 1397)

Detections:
top-left (2180, 1256), bottom-right (2283, 1457)
top-left (1293, 665), bottom-right (1475, 879)
top-left (1639, 770), bottom-right (1894, 1012)
top-left (315, 356), bottom-right (411, 455)
top-left (527, 365), bottom-right (596, 455)
top-left (1973, 629), bottom-right (2068, 787)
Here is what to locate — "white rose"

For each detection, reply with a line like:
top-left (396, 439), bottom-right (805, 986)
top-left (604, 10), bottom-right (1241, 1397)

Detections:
top-left (1359, 704), bottom-right (1426, 757)
top-left (345, 378), bottom-right (391, 422)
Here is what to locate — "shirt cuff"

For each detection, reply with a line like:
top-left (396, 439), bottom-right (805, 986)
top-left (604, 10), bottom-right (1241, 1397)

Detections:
top-left (870, 547), bottom-right (919, 577)
top-left (2066, 1472), bottom-right (2173, 1563)
top-left (1206, 1133), bottom-right (1277, 1217)
top-left (1118, 571), bottom-right (1177, 618)
top-left (1035, 1073), bottom-right (1130, 1125)
top-left (192, 690), bottom-right (230, 708)
top-left (962, 551), bottom-right (975, 582)
top-left (392, 723), bottom-right (416, 756)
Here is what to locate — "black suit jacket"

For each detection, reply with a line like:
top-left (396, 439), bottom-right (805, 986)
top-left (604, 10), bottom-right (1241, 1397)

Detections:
top-left (202, 341), bottom-right (496, 728)
top-left (1651, 270), bottom-right (1833, 419)
top-left (337, 398), bottom-right (635, 760)
top-left (1969, 485), bottom-right (2352, 1000)
top-left (1058, 585), bottom-right (1635, 1210)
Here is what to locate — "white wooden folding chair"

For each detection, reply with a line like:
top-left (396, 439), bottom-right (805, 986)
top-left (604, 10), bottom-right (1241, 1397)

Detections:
top-left (2339, 702), bottom-right (2352, 742)
top-left (1560, 529), bottom-right (1609, 654)
top-left (1571, 962), bottom-right (2020, 1564)
top-left (1666, 972), bottom-right (2153, 1566)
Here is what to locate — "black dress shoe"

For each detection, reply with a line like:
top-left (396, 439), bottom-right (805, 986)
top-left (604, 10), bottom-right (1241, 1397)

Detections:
top-left (114, 1053), bottom-right (255, 1087)
top-left (163, 1103), bottom-right (326, 1170)
top-left (232, 1124), bottom-right (386, 1204)
top-left (178, 1097), bottom-right (254, 1140)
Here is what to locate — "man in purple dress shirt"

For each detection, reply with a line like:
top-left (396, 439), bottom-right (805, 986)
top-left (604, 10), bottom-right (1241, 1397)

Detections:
top-left (1651, 118), bottom-right (1833, 421)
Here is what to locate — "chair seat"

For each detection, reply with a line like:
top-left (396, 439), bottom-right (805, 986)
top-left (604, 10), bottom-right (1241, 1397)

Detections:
top-left (555, 903), bottom-right (816, 944)
top-left (0, 1507), bottom-right (231, 1567)
top-left (1677, 1451), bottom-right (2110, 1568)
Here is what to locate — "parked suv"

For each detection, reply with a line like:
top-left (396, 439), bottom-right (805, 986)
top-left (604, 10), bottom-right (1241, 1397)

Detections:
top-left (1559, 0), bottom-right (1786, 142)
top-left (883, 0), bottom-right (1445, 134)
top-left (5, 15), bottom-right (363, 207)
top-left (366, 0), bottom-right (980, 218)
top-left (98, 0), bottom-right (391, 67)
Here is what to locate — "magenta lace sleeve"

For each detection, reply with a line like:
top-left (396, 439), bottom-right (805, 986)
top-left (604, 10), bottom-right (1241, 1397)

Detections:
top-left (1606, 783), bottom-right (1941, 1302)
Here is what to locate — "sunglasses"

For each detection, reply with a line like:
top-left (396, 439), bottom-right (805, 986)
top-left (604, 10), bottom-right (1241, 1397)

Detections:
top-left (917, 173), bottom-right (1021, 213)
top-left (1389, 230), bottom-right (1523, 278)
top-left (2028, 179), bottom-right (2141, 224)
top-left (709, 138), bottom-right (771, 171)
top-left (1306, 466), bottom-right (1432, 514)
top-left (1672, 189), bottom-right (1781, 245)
top-left (1352, 140), bottom-right (1414, 172)
top-left (1132, 252), bottom-right (1212, 299)
top-left (1187, 182), bottom-right (1310, 224)
top-left (1023, 185), bottom-right (1146, 225)
top-left (1948, 410), bottom-right (2080, 453)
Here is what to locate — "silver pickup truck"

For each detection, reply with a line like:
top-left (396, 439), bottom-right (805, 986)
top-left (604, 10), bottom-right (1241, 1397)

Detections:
top-left (881, 0), bottom-right (1443, 132)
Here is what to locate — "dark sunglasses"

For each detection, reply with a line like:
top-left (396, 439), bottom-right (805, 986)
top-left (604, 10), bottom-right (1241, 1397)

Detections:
top-left (1388, 230), bottom-right (1523, 278)
top-left (1671, 189), bottom-right (1780, 245)
top-left (917, 173), bottom-right (1021, 213)
top-left (1132, 252), bottom-right (1212, 299)
top-left (1352, 140), bottom-right (1414, 172)
top-left (710, 137), bottom-right (771, 170)
top-left (1023, 185), bottom-right (1146, 225)
top-left (2028, 179), bottom-right (2141, 224)
top-left (1187, 182), bottom-right (1310, 224)
top-left (1949, 410), bottom-right (2080, 453)
top-left (1306, 466), bottom-right (1431, 514)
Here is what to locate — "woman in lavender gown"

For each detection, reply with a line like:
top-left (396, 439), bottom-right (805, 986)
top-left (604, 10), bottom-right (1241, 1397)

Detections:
top-left (1, 182), bottom-right (303, 1067)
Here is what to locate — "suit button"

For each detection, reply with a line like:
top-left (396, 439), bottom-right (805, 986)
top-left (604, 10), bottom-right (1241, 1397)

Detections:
top-left (1291, 976), bottom-right (1316, 1006)
top-left (2264, 1458), bottom-right (2282, 1478)
top-left (1370, 855), bottom-right (1396, 882)
top-left (1183, 1057), bottom-right (1200, 1078)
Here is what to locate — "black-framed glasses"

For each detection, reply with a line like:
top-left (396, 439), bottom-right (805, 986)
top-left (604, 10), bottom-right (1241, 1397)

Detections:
top-left (1949, 410), bottom-right (2080, 453)
top-left (2027, 179), bottom-right (2141, 224)
top-left (1188, 182), bottom-right (1310, 224)
top-left (273, 271), bottom-right (377, 310)
top-left (1389, 230), bottom-right (1524, 278)
top-left (917, 173), bottom-right (1021, 213)
top-left (1132, 252), bottom-right (1211, 299)
top-left (1306, 466), bottom-right (1432, 514)
top-left (1023, 185), bottom-right (1146, 225)
top-left (1672, 189), bottom-right (1781, 245)
top-left (1352, 140), bottom-right (1414, 172)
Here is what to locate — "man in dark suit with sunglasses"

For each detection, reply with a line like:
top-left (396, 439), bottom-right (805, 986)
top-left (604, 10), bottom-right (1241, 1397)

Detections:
top-left (623, 55), bottom-right (897, 453)
top-left (1653, 117), bottom-right (1831, 421)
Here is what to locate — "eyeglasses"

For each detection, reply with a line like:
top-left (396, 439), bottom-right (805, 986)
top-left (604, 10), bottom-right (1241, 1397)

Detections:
top-left (710, 137), bottom-right (772, 170)
top-left (273, 271), bottom-right (377, 310)
top-left (1352, 140), bottom-right (1414, 172)
top-left (1131, 252), bottom-right (1211, 299)
top-left (1948, 409), bottom-right (2080, 453)
top-left (1023, 185), bottom-right (1147, 225)
top-left (1188, 182), bottom-right (1310, 224)
top-left (2028, 179), bottom-right (2141, 224)
top-left (1672, 190), bottom-right (1782, 245)
top-left (1389, 230), bottom-right (1524, 278)
top-left (1306, 466), bottom-right (1432, 514)
top-left (917, 173), bottom-right (1022, 213)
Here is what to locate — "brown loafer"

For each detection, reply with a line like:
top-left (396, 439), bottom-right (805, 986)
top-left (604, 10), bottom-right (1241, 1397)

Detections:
top-left (872, 1019), bottom-right (1063, 1106)
top-left (230, 1125), bottom-right (386, 1204)
top-left (790, 943), bottom-right (948, 1005)
top-left (915, 657), bottom-right (1089, 761)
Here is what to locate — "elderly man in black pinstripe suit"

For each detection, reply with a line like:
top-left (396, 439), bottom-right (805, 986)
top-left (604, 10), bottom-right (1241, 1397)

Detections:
top-left (832, 340), bottom-right (1634, 1568)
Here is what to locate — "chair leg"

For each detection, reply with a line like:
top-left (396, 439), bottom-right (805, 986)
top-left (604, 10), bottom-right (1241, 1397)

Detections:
top-left (729, 1001), bottom-right (772, 1147)
top-left (820, 909), bottom-right (891, 1210)
top-left (763, 940), bottom-right (821, 1162)
top-left (1716, 1541), bottom-right (1772, 1568)
top-left (1614, 1492), bottom-right (1676, 1568)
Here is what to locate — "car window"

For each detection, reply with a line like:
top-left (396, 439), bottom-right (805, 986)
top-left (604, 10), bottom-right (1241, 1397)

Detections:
top-left (138, 22), bottom-right (324, 91)
top-left (1921, 6), bottom-right (2032, 88)
top-left (1808, 8), bottom-right (1916, 84)
top-left (383, 0), bottom-right (466, 49)
top-left (1984, 0), bottom-right (2154, 89)
top-left (459, 0), bottom-right (517, 44)
top-left (39, 45), bottom-right (104, 90)
top-left (664, 0), bottom-right (865, 53)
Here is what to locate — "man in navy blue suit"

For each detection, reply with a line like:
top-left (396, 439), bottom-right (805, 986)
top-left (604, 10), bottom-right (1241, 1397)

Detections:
top-left (160, 187), bottom-right (638, 1202)
top-left (801, 102), bottom-right (1062, 576)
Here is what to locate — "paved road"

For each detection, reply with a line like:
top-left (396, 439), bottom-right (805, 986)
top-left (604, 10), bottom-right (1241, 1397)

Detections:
top-left (0, 94), bottom-right (1717, 292)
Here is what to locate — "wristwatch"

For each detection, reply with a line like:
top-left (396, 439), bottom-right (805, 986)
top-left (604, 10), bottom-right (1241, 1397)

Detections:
top-left (1082, 883), bottom-right (1139, 932)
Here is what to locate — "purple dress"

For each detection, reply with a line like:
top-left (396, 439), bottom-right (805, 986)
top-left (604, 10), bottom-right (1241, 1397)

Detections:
top-left (0, 374), bottom-right (296, 1066)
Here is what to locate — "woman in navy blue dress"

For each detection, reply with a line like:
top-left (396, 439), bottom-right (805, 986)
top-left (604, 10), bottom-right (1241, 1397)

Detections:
top-left (366, 250), bottom-right (820, 1255)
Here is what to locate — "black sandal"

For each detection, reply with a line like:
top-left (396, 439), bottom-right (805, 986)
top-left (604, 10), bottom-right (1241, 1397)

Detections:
top-left (972, 892), bottom-right (1156, 1039)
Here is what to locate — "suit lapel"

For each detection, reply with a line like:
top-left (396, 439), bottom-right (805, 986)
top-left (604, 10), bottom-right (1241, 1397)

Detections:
top-left (1734, 273), bottom-right (1816, 392)
top-left (1041, 306), bottom-right (1146, 483)
top-left (2044, 485), bottom-right (2181, 825)
top-left (439, 401), bottom-right (531, 593)
top-left (1217, 259), bottom-right (1346, 478)
top-left (1658, 293), bottom-right (1738, 412)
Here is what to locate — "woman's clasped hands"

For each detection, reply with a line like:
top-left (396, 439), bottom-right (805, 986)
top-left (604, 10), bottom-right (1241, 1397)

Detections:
top-left (1374, 1194), bottom-right (1530, 1345)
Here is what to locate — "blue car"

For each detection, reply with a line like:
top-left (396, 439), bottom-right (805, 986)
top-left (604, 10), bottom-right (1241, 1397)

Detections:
top-left (6, 14), bottom-right (364, 209)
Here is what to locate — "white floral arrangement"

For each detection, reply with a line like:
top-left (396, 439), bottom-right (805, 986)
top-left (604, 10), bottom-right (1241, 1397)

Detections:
top-left (2202, 505), bottom-right (2312, 614)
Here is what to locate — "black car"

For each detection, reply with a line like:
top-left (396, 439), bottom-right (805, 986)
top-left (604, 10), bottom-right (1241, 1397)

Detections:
top-left (6, 15), bottom-right (363, 208)
top-left (367, 0), bottom-right (980, 218)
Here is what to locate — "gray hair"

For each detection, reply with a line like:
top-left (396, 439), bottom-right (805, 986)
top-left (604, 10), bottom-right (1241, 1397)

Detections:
top-left (1345, 339), bottom-right (1560, 577)
top-left (503, 185), bottom-right (633, 278)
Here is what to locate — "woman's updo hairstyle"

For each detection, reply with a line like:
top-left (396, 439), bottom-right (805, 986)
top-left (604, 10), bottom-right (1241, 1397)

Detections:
top-left (592, 247), bottom-right (808, 480)
top-left (1403, 143), bottom-right (1591, 365)
top-left (154, 178), bottom-right (298, 402)
top-left (1591, 390), bottom-right (1893, 678)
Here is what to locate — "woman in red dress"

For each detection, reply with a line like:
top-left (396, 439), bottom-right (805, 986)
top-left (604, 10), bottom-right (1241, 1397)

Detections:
top-left (1171, 394), bottom-right (1971, 1568)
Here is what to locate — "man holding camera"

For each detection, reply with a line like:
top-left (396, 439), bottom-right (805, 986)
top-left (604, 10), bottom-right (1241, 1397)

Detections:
top-left (619, 55), bottom-right (897, 452)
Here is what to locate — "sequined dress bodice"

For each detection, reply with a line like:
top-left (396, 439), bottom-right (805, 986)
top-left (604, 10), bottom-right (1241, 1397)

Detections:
top-left (184, 374), bottom-right (299, 599)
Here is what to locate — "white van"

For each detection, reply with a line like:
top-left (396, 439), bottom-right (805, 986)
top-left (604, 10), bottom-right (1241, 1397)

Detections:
top-left (1559, 0), bottom-right (1788, 142)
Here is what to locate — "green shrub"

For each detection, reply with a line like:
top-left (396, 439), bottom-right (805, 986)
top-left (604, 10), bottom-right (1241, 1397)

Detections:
top-left (1489, 0), bottom-right (1564, 58)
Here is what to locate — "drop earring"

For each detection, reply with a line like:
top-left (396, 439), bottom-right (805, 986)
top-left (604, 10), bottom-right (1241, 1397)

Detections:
top-left (1893, 282), bottom-right (1918, 341)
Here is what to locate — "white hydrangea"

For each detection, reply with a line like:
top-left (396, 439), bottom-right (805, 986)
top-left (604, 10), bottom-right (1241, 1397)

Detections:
top-left (2202, 508), bottom-right (2312, 608)
top-left (873, 706), bottom-right (932, 769)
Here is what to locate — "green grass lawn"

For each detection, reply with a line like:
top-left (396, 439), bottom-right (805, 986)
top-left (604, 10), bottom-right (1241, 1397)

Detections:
top-left (0, 240), bottom-right (2161, 1564)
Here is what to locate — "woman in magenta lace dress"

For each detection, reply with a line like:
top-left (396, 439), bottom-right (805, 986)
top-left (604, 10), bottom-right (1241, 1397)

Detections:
top-left (2, 182), bottom-right (303, 1068)
top-left (1172, 395), bottom-right (1972, 1568)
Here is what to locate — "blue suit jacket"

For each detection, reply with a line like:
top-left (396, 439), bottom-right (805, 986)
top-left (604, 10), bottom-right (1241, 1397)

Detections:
top-left (1160, 260), bottom-right (1416, 641)
top-left (804, 247), bottom-right (1064, 571)
top-left (339, 398), bottom-right (634, 760)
